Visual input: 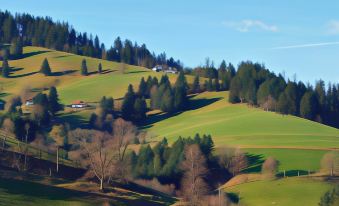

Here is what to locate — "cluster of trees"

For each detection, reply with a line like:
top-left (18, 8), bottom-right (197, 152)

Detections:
top-left (188, 58), bottom-right (236, 92)
top-left (227, 61), bottom-right (339, 128)
top-left (0, 86), bottom-right (63, 143)
top-left (126, 134), bottom-right (214, 185)
top-left (0, 10), bottom-right (182, 70)
top-left (150, 72), bottom-right (188, 113)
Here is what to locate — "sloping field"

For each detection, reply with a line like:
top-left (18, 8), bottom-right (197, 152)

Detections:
top-left (0, 46), bottom-right (194, 104)
top-left (145, 91), bottom-right (339, 171)
top-left (224, 177), bottom-right (334, 206)
top-left (146, 91), bottom-right (339, 149)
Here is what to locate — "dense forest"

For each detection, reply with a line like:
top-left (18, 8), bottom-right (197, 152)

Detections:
top-left (0, 10), bottom-right (183, 70)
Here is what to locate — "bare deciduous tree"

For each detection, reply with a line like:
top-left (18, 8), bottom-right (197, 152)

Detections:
top-left (69, 129), bottom-right (115, 191)
top-left (111, 118), bottom-right (137, 182)
top-left (181, 144), bottom-right (209, 206)
top-left (321, 152), bottom-right (339, 176)
top-left (119, 63), bottom-right (127, 74)
top-left (261, 157), bottom-right (278, 178)
top-left (228, 148), bottom-right (248, 176)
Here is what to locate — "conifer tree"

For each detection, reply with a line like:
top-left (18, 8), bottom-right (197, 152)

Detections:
top-left (138, 77), bottom-right (147, 97)
top-left (40, 58), bottom-right (52, 76)
top-left (48, 86), bottom-right (63, 115)
top-left (1, 58), bottom-right (10, 78)
top-left (98, 63), bottom-right (102, 73)
top-left (81, 59), bottom-right (88, 76)
top-left (300, 91), bottom-right (318, 120)
top-left (133, 97), bottom-right (147, 121)
top-left (192, 75), bottom-right (200, 93)
top-left (121, 84), bottom-right (136, 120)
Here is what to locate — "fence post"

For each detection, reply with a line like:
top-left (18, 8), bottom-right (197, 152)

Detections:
top-left (298, 171), bottom-right (299, 176)
top-left (284, 170), bottom-right (286, 178)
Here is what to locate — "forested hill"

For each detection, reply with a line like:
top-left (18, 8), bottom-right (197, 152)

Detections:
top-left (0, 10), bottom-right (183, 70)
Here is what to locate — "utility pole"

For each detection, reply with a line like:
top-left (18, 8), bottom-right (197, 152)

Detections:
top-left (218, 184), bottom-right (221, 206)
top-left (56, 146), bottom-right (59, 173)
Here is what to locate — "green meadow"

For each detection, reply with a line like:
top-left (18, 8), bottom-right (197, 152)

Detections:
top-left (225, 177), bottom-right (334, 206)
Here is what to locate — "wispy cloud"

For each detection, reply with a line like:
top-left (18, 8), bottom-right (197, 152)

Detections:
top-left (326, 20), bottom-right (339, 35)
top-left (222, 20), bottom-right (278, 32)
top-left (270, 41), bottom-right (339, 50)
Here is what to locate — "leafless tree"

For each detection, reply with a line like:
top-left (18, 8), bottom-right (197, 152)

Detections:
top-left (119, 63), bottom-right (127, 74)
top-left (321, 152), bottom-right (339, 176)
top-left (111, 118), bottom-right (137, 182)
top-left (181, 144), bottom-right (209, 206)
top-left (261, 157), bottom-right (278, 178)
top-left (228, 148), bottom-right (248, 176)
top-left (69, 129), bottom-right (115, 191)
top-left (218, 147), bottom-right (236, 171)
top-left (262, 95), bottom-right (277, 111)
top-left (30, 105), bottom-right (45, 126)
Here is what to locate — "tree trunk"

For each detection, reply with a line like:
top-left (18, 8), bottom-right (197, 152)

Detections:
top-left (100, 179), bottom-right (104, 191)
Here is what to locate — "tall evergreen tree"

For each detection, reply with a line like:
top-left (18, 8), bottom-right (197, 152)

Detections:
top-left (40, 58), bottom-right (52, 76)
top-left (138, 77), bottom-right (147, 97)
top-left (98, 63), bottom-right (102, 73)
top-left (121, 84), bottom-right (136, 120)
top-left (81, 59), bottom-right (88, 76)
top-left (192, 75), bottom-right (200, 93)
top-left (48, 86), bottom-right (63, 115)
top-left (133, 97), bottom-right (147, 122)
top-left (300, 91), bottom-right (318, 120)
top-left (1, 58), bottom-right (10, 78)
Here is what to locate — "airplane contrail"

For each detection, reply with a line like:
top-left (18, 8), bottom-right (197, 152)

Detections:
top-left (270, 41), bottom-right (339, 50)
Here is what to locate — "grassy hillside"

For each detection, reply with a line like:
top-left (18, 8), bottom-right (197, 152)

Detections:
top-left (145, 91), bottom-right (339, 172)
top-left (0, 46), bottom-right (194, 104)
top-left (225, 177), bottom-right (334, 206)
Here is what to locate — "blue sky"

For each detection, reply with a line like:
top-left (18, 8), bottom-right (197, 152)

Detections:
top-left (3, 0), bottom-right (339, 83)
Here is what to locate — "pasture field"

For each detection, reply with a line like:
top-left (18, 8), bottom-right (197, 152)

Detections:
top-left (145, 91), bottom-right (338, 172)
top-left (225, 177), bottom-right (334, 206)
top-left (146, 91), bottom-right (339, 149)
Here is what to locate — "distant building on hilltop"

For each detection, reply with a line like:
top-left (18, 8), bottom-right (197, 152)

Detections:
top-left (152, 65), bottom-right (163, 72)
top-left (164, 67), bottom-right (178, 74)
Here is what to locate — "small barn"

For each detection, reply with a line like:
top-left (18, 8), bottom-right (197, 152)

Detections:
top-left (25, 99), bottom-right (34, 106)
top-left (71, 100), bottom-right (87, 108)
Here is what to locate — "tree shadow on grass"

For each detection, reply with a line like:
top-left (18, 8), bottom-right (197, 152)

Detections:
top-left (8, 67), bottom-right (39, 78)
top-left (141, 97), bottom-right (222, 129)
top-left (0, 177), bottom-right (89, 201)
top-left (277, 170), bottom-right (310, 177)
top-left (242, 153), bottom-right (265, 173)
top-left (140, 111), bottom-right (183, 130)
top-left (50, 69), bottom-right (77, 76)
top-left (9, 50), bottom-right (51, 60)
top-left (0, 93), bottom-right (10, 98)
top-left (127, 70), bottom-right (149, 74)
top-left (56, 112), bottom-right (89, 129)
top-left (187, 97), bottom-right (221, 110)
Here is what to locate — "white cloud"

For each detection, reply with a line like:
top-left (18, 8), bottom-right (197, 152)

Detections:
top-left (326, 20), bottom-right (339, 35)
top-left (270, 41), bottom-right (339, 50)
top-left (222, 20), bottom-right (278, 32)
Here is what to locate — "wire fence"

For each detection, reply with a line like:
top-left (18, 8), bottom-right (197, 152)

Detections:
top-left (0, 130), bottom-right (80, 168)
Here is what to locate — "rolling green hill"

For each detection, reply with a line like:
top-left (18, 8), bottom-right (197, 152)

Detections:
top-left (1, 46), bottom-right (338, 206)
top-left (0, 46), bottom-right (195, 104)
top-left (145, 91), bottom-right (339, 172)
